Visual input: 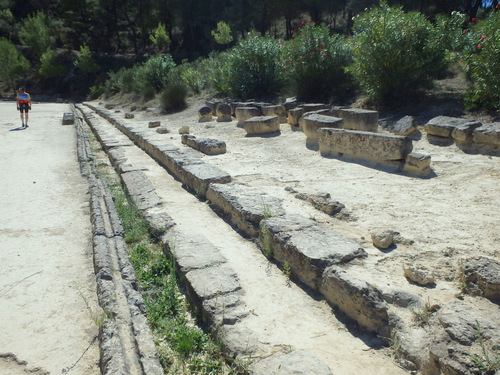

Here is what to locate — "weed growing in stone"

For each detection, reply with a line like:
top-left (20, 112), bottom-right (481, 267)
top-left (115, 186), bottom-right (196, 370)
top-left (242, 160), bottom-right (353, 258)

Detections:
top-left (412, 300), bottom-right (432, 327)
top-left (259, 224), bottom-right (273, 259)
top-left (471, 320), bottom-right (500, 373)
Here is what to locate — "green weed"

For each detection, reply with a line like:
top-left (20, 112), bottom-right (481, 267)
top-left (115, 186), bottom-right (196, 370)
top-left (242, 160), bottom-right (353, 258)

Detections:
top-left (471, 320), bottom-right (500, 373)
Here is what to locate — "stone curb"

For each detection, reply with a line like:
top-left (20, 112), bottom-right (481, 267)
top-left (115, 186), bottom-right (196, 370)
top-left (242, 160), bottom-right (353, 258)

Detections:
top-left (73, 107), bottom-right (163, 375)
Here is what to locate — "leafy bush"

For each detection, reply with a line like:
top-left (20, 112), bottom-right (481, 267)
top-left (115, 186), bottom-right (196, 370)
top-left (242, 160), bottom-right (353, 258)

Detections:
top-left (0, 38), bottom-right (29, 92)
top-left (226, 33), bottom-right (283, 99)
top-left (206, 51), bottom-right (232, 96)
top-left (134, 55), bottom-right (176, 93)
top-left (159, 72), bottom-right (188, 111)
top-left (74, 43), bottom-right (99, 73)
top-left (462, 8), bottom-right (500, 110)
top-left (150, 23), bottom-right (170, 52)
top-left (38, 48), bottom-right (65, 77)
top-left (211, 21), bottom-right (233, 45)
top-left (18, 11), bottom-right (52, 57)
top-left (280, 21), bottom-right (353, 102)
top-left (348, 1), bottom-right (447, 103)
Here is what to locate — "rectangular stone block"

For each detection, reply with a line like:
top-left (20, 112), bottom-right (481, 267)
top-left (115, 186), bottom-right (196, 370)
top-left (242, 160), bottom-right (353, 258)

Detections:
top-left (425, 116), bottom-right (481, 139)
top-left (333, 108), bottom-right (379, 132)
top-left (320, 266), bottom-right (390, 336)
top-left (235, 106), bottom-right (262, 124)
top-left (181, 134), bottom-right (226, 155)
top-left (403, 152), bottom-right (432, 176)
top-left (259, 215), bottom-right (366, 291)
top-left (473, 123), bottom-right (500, 146)
top-left (62, 112), bottom-right (75, 125)
top-left (302, 114), bottom-right (343, 145)
top-left (318, 128), bottom-right (413, 163)
top-left (288, 108), bottom-right (305, 126)
top-left (244, 115), bottom-right (280, 135)
top-left (262, 105), bottom-right (287, 123)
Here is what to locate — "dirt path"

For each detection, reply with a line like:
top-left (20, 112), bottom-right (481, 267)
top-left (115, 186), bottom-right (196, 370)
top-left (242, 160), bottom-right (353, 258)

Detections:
top-left (0, 102), bottom-right (100, 375)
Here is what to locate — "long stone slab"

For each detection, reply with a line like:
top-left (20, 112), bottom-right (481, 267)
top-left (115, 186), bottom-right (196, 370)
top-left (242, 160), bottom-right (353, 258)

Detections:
top-left (473, 122), bottom-right (500, 146)
top-left (259, 215), bottom-right (367, 290)
top-left (121, 170), bottom-right (162, 211)
top-left (318, 128), bottom-right (413, 163)
top-left (206, 182), bottom-right (285, 237)
top-left (181, 134), bottom-right (226, 155)
top-left (332, 108), bottom-right (379, 132)
top-left (320, 266), bottom-right (390, 336)
top-left (425, 116), bottom-right (482, 139)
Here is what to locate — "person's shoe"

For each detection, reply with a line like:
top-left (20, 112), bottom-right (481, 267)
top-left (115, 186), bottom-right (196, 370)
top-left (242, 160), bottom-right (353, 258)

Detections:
top-left (22, 123), bottom-right (25, 128)
top-left (25, 124), bottom-right (29, 128)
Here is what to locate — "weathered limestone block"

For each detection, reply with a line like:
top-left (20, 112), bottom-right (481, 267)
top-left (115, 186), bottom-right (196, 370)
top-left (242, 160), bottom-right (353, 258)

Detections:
top-left (163, 229), bottom-right (226, 275)
top-left (125, 112), bottom-right (135, 119)
top-left (244, 115), bottom-right (280, 135)
top-left (216, 103), bottom-right (232, 122)
top-left (251, 350), bottom-right (333, 375)
top-left (425, 116), bottom-right (482, 139)
top-left (62, 112), bottom-right (75, 125)
top-left (260, 215), bottom-right (367, 290)
top-left (121, 170), bottom-right (162, 211)
top-left (320, 266), bottom-right (390, 336)
top-left (452, 122), bottom-right (482, 143)
top-left (301, 113), bottom-right (343, 146)
top-left (300, 103), bottom-right (327, 112)
top-left (184, 265), bottom-right (241, 314)
top-left (148, 121), bottom-right (161, 128)
top-left (392, 116), bottom-right (418, 136)
top-left (181, 163), bottom-right (231, 199)
top-left (473, 122), bottom-right (500, 146)
top-left (382, 288), bottom-right (422, 308)
top-left (178, 126), bottom-right (190, 134)
top-left (206, 182), bottom-right (285, 237)
top-left (459, 256), bottom-right (500, 301)
top-left (403, 152), bottom-right (432, 176)
top-left (283, 97), bottom-right (300, 111)
top-left (318, 128), bottom-right (413, 163)
top-left (235, 106), bottom-right (262, 124)
top-left (262, 105), bottom-right (287, 123)
top-left (333, 108), bottom-right (379, 132)
top-left (202, 293), bottom-right (247, 327)
top-left (298, 110), bottom-right (330, 130)
top-left (205, 99), bottom-right (221, 115)
top-left (198, 106), bottom-right (213, 122)
top-left (143, 210), bottom-right (175, 238)
top-left (156, 127), bottom-right (169, 134)
top-left (296, 192), bottom-right (345, 216)
top-left (181, 134), bottom-right (226, 155)
top-left (404, 264), bottom-right (435, 286)
top-left (288, 107), bottom-right (305, 126)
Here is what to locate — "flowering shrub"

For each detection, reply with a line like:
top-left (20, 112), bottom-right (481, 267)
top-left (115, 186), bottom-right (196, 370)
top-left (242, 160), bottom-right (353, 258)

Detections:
top-left (348, 2), bottom-right (446, 103)
top-left (462, 9), bottom-right (500, 110)
top-left (280, 21), bottom-right (352, 102)
top-left (225, 33), bottom-right (283, 99)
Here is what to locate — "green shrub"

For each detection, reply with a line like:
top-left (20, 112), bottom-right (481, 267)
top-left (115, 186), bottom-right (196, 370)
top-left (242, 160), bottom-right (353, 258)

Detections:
top-left (206, 51), bottom-right (232, 96)
top-left (134, 55), bottom-right (176, 93)
top-left (226, 33), bottom-right (283, 99)
top-left (150, 22), bottom-right (171, 52)
top-left (211, 21), bottom-right (233, 46)
top-left (38, 48), bottom-right (65, 77)
top-left (88, 84), bottom-right (104, 99)
top-left (159, 72), bottom-right (188, 111)
top-left (463, 9), bottom-right (500, 110)
top-left (280, 21), bottom-right (353, 102)
top-left (0, 38), bottom-right (29, 92)
top-left (103, 67), bottom-right (134, 96)
top-left (18, 11), bottom-right (52, 57)
top-left (74, 43), bottom-right (99, 73)
top-left (348, 1), bottom-right (447, 103)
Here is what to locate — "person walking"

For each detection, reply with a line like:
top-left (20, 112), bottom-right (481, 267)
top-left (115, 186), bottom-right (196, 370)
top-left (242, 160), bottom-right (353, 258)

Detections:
top-left (16, 86), bottom-right (32, 128)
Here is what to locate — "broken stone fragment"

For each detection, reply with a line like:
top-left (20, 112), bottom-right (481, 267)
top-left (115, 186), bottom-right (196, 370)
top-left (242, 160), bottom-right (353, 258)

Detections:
top-left (178, 126), bottom-right (190, 134)
top-left (148, 121), bottom-right (161, 128)
top-left (371, 230), bottom-right (396, 249)
top-left (125, 112), bottom-right (134, 119)
top-left (459, 256), bottom-right (500, 301)
top-left (392, 115), bottom-right (418, 136)
top-left (404, 264), bottom-right (435, 286)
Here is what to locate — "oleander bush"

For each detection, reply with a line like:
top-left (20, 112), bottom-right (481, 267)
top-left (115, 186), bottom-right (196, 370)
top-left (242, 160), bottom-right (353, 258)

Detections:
top-left (280, 21), bottom-right (353, 102)
top-left (348, 1), bottom-right (447, 104)
top-left (462, 8), bottom-right (500, 110)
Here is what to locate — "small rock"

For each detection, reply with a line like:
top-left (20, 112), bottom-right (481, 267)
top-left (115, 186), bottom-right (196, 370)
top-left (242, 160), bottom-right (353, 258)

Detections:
top-left (198, 106), bottom-right (213, 122)
top-left (178, 126), bottom-right (190, 134)
top-left (404, 264), bottom-right (435, 286)
top-left (371, 230), bottom-right (396, 249)
top-left (459, 256), bottom-right (500, 301)
top-left (125, 112), bottom-right (134, 119)
top-left (393, 116), bottom-right (418, 136)
top-left (148, 121), bottom-right (161, 128)
top-left (157, 127), bottom-right (169, 134)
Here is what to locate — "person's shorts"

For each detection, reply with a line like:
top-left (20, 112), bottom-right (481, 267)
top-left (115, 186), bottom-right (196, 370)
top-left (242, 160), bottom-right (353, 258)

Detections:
top-left (19, 103), bottom-right (30, 113)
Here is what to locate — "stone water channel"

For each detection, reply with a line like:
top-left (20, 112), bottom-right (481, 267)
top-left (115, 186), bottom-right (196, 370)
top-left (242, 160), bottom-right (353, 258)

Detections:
top-left (75, 101), bottom-right (500, 375)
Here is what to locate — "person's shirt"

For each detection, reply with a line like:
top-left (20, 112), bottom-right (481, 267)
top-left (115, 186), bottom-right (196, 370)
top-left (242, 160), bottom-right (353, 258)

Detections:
top-left (17, 92), bottom-right (31, 104)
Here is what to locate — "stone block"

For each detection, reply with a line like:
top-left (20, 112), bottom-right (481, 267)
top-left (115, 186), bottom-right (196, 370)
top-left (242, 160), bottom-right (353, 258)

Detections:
top-left (473, 123), bottom-right (500, 146)
top-left (320, 266), bottom-right (390, 336)
top-left (235, 106), bottom-right (262, 124)
top-left (148, 121), bottom-right (161, 128)
top-left (178, 126), bottom-right (190, 134)
top-left (121, 170), bottom-right (162, 211)
top-left (392, 116), bottom-right (418, 136)
top-left (452, 122), bottom-right (482, 143)
top-left (181, 134), bottom-right (226, 155)
top-left (425, 116), bottom-right (481, 139)
top-left (125, 112), bottom-right (135, 119)
top-left (206, 182), bottom-right (285, 237)
top-left (288, 107), bottom-right (305, 126)
top-left (318, 128), bottom-right (413, 163)
top-left (62, 112), bottom-right (75, 125)
top-left (261, 105), bottom-right (287, 123)
top-left (403, 264), bottom-right (435, 286)
top-left (205, 99), bottom-right (221, 115)
top-left (260, 215), bottom-right (367, 290)
top-left (459, 256), bottom-right (500, 301)
top-left (301, 113), bottom-right (343, 146)
top-left (404, 152), bottom-right (432, 176)
top-left (198, 106), bottom-right (213, 122)
top-left (244, 115), bottom-right (280, 135)
top-left (283, 97), bottom-right (300, 111)
top-left (300, 103), bottom-right (327, 112)
top-left (216, 103), bottom-right (232, 122)
top-left (333, 108), bottom-right (379, 132)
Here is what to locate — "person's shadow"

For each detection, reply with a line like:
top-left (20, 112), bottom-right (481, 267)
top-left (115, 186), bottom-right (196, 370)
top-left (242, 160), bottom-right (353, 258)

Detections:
top-left (9, 126), bottom-right (26, 131)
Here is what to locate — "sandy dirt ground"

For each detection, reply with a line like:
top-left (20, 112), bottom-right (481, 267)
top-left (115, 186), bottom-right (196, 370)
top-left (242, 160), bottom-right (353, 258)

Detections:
top-left (0, 102), bottom-right (100, 375)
